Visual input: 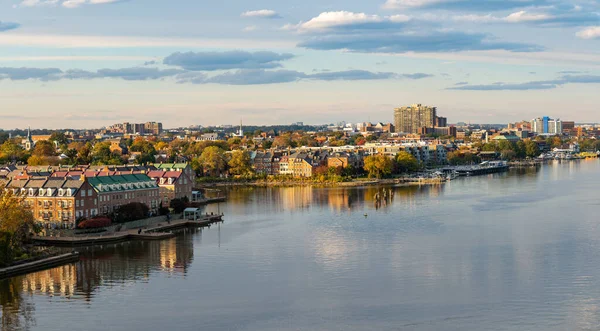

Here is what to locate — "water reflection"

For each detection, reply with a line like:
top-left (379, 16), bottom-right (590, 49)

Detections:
top-left (0, 229), bottom-right (197, 331)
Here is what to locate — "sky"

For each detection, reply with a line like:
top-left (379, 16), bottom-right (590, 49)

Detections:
top-left (0, 0), bottom-right (599, 129)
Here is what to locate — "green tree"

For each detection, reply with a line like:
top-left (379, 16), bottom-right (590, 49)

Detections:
top-left (363, 154), bottom-right (393, 179)
top-left (395, 151), bottom-right (419, 173)
top-left (228, 150), bottom-right (253, 176)
top-left (49, 132), bottom-right (68, 147)
top-left (525, 140), bottom-right (540, 158)
top-left (198, 146), bottom-right (227, 177)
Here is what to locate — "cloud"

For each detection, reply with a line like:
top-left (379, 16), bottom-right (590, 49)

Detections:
top-left (448, 74), bottom-right (600, 90)
top-left (383, 0), bottom-right (551, 11)
top-left (577, 26), bottom-right (600, 39)
top-left (0, 67), bottom-right (63, 81)
top-left (176, 69), bottom-right (431, 85)
top-left (283, 11), bottom-right (411, 33)
top-left (0, 66), bottom-right (432, 85)
top-left (95, 67), bottom-right (185, 80)
top-left (453, 11), bottom-right (599, 27)
top-left (241, 10), bottom-right (281, 19)
top-left (298, 30), bottom-right (543, 53)
top-left (455, 81), bottom-right (469, 85)
top-left (0, 22), bottom-right (20, 32)
top-left (17, 0), bottom-right (123, 7)
top-left (163, 51), bottom-right (295, 71)
top-left (0, 67), bottom-right (183, 81)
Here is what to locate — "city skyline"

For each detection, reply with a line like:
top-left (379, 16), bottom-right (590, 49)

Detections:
top-left (0, 0), bottom-right (599, 128)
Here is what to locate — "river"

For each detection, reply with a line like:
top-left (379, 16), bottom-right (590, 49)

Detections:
top-left (2, 160), bottom-right (600, 331)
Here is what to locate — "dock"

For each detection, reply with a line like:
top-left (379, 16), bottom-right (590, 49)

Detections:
top-left (32, 215), bottom-right (223, 247)
top-left (445, 161), bottom-right (510, 177)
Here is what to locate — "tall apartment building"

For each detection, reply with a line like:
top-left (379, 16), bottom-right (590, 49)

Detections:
top-left (394, 104), bottom-right (437, 134)
top-left (531, 117), bottom-right (562, 135)
top-left (108, 122), bottom-right (163, 135)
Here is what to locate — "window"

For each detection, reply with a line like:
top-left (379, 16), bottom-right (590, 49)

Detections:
top-left (88, 189), bottom-right (92, 196)
top-left (75, 200), bottom-right (79, 207)
top-left (81, 190), bottom-right (86, 197)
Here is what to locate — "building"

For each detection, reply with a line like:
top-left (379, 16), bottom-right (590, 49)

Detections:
top-left (147, 165), bottom-right (194, 207)
top-left (88, 174), bottom-right (160, 216)
top-left (435, 116), bottom-right (447, 128)
top-left (107, 122), bottom-right (163, 135)
top-left (144, 122), bottom-right (163, 135)
top-left (394, 104), bottom-right (437, 134)
top-left (562, 121), bottom-right (575, 134)
top-left (1, 176), bottom-right (97, 228)
top-left (531, 117), bottom-right (562, 135)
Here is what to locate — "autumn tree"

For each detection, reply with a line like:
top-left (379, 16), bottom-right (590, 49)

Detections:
top-left (363, 154), bottom-right (393, 179)
top-left (0, 185), bottom-right (36, 267)
top-left (198, 146), bottom-right (227, 177)
top-left (395, 151), bottom-right (419, 173)
top-left (228, 150), bottom-right (253, 176)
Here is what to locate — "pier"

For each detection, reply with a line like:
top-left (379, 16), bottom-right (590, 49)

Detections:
top-left (32, 214), bottom-right (224, 247)
top-left (444, 161), bottom-right (510, 177)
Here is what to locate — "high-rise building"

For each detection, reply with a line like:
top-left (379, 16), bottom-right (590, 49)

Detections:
top-left (531, 117), bottom-right (562, 135)
top-left (435, 116), bottom-right (447, 128)
top-left (394, 104), bottom-right (437, 134)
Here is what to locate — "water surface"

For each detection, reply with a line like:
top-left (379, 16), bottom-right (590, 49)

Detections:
top-left (2, 160), bottom-right (600, 331)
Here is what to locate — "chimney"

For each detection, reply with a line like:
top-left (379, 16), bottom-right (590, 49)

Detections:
top-left (80, 174), bottom-right (86, 182)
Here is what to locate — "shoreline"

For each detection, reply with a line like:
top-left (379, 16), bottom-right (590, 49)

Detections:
top-left (199, 177), bottom-right (446, 188)
top-left (0, 252), bottom-right (80, 280)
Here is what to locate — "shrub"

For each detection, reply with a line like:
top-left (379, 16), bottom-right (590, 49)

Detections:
top-left (78, 217), bottom-right (112, 229)
top-left (112, 202), bottom-right (150, 223)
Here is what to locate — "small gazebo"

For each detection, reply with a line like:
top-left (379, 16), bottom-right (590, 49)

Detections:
top-left (183, 208), bottom-right (202, 221)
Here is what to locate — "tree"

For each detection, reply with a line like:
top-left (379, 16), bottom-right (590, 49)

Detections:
top-left (32, 140), bottom-right (56, 157)
top-left (198, 146), bottom-right (227, 177)
top-left (0, 141), bottom-right (25, 162)
top-left (395, 151), bottom-right (419, 173)
top-left (49, 132), bottom-right (68, 147)
top-left (228, 150), bottom-right (253, 176)
top-left (0, 185), bottom-right (35, 267)
top-left (363, 155), bottom-right (393, 179)
top-left (525, 140), bottom-right (540, 158)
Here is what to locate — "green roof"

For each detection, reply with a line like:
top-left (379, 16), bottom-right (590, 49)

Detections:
top-left (155, 163), bottom-right (188, 170)
top-left (88, 174), bottom-right (155, 192)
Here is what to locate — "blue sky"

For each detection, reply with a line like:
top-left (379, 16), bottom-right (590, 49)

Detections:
top-left (0, 0), bottom-right (599, 129)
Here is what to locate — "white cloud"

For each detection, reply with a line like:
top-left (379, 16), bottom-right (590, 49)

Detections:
top-left (18, 0), bottom-right (59, 7)
top-left (505, 11), bottom-right (551, 22)
top-left (62, 0), bottom-right (85, 8)
top-left (17, 0), bottom-right (121, 8)
top-left (241, 10), bottom-right (280, 19)
top-left (383, 0), bottom-right (441, 9)
top-left (453, 11), bottom-right (552, 23)
top-left (0, 33), bottom-right (296, 49)
top-left (577, 26), bottom-right (600, 39)
top-left (283, 11), bottom-right (410, 32)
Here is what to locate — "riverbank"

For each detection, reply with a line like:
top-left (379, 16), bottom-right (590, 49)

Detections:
top-left (0, 252), bottom-right (80, 280)
top-left (199, 177), bottom-right (446, 188)
top-left (32, 214), bottom-right (224, 247)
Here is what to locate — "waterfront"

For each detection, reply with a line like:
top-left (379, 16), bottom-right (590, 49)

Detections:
top-left (2, 160), bottom-right (600, 331)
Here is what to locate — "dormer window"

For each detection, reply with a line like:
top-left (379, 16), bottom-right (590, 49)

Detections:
top-left (58, 188), bottom-right (64, 196)
top-left (47, 188), bottom-right (52, 196)
top-left (39, 188), bottom-right (45, 196)
top-left (168, 178), bottom-right (174, 185)
top-left (67, 189), bottom-right (72, 196)
top-left (160, 178), bottom-right (166, 184)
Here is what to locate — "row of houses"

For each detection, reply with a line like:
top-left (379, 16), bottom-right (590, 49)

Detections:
top-left (250, 143), bottom-right (450, 178)
top-left (0, 163), bottom-right (195, 228)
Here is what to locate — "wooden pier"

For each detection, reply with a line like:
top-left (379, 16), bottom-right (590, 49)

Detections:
top-left (32, 215), bottom-right (224, 247)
